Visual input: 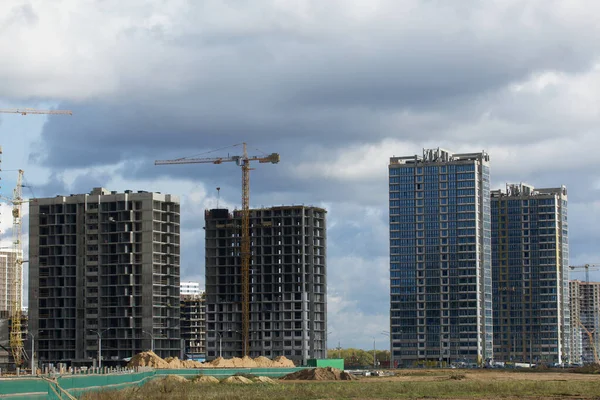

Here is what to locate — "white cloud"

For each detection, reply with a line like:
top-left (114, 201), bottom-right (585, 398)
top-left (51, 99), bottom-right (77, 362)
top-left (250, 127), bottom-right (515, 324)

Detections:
top-left (4, 0), bottom-right (600, 350)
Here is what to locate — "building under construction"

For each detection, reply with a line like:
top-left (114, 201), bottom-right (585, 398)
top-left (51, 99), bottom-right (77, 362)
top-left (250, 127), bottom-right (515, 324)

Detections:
top-left (29, 188), bottom-right (181, 365)
top-left (491, 184), bottom-right (570, 365)
top-left (180, 287), bottom-right (206, 361)
top-left (570, 280), bottom-right (600, 364)
top-left (204, 206), bottom-right (327, 365)
top-left (0, 250), bottom-right (23, 313)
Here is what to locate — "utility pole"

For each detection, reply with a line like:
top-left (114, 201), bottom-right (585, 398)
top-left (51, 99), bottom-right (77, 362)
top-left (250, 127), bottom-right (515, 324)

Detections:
top-left (373, 337), bottom-right (376, 369)
top-left (90, 328), bottom-right (112, 370)
top-left (216, 332), bottom-right (223, 358)
top-left (28, 331), bottom-right (41, 375)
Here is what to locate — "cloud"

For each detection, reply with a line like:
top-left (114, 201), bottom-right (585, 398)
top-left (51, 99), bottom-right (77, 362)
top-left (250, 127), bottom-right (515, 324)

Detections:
top-left (2, 0), bottom-right (600, 349)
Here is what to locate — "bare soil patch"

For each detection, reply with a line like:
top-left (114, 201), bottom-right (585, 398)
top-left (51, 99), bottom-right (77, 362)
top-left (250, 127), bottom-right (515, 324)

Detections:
top-left (281, 367), bottom-right (358, 381)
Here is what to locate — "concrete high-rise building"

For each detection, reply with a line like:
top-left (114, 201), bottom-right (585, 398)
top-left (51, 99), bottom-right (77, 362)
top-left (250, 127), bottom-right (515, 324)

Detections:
top-left (181, 290), bottom-right (206, 361)
top-left (204, 206), bottom-right (327, 364)
top-left (29, 188), bottom-right (181, 365)
top-left (569, 280), bottom-right (600, 364)
top-left (389, 148), bottom-right (492, 367)
top-left (0, 250), bottom-right (23, 313)
top-left (491, 184), bottom-right (569, 365)
top-left (181, 281), bottom-right (201, 295)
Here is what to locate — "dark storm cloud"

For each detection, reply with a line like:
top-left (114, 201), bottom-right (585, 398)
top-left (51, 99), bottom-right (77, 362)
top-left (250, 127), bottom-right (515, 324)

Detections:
top-left (7, 0), bottom-right (600, 348)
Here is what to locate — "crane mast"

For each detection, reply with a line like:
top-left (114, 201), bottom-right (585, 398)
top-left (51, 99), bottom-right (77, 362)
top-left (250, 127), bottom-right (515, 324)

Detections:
top-left (0, 107), bottom-right (71, 369)
top-left (9, 170), bottom-right (24, 368)
top-left (156, 143), bottom-right (279, 357)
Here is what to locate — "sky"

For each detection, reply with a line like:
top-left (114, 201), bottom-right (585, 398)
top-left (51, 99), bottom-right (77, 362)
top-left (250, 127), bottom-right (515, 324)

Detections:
top-left (1, 0), bottom-right (600, 350)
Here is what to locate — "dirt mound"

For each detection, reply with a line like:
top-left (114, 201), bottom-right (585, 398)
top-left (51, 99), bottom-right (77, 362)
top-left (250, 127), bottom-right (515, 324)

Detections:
top-left (254, 356), bottom-right (274, 367)
top-left (222, 375), bottom-right (253, 384)
top-left (252, 376), bottom-right (278, 384)
top-left (281, 367), bottom-right (357, 381)
top-left (162, 375), bottom-right (189, 384)
top-left (127, 351), bottom-right (296, 369)
top-left (209, 357), bottom-right (236, 368)
top-left (238, 356), bottom-right (258, 368)
top-left (271, 356), bottom-right (295, 367)
top-left (127, 351), bottom-right (170, 369)
top-left (193, 375), bottom-right (220, 384)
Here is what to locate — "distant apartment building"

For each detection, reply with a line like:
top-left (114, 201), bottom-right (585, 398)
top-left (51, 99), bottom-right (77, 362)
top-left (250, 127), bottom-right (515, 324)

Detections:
top-left (389, 148), bottom-right (492, 367)
top-left (491, 184), bottom-right (569, 364)
top-left (180, 288), bottom-right (206, 361)
top-left (181, 281), bottom-right (202, 296)
top-left (29, 188), bottom-right (181, 365)
top-left (0, 250), bottom-right (23, 313)
top-left (204, 206), bottom-right (327, 364)
top-left (569, 280), bottom-right (600, 364)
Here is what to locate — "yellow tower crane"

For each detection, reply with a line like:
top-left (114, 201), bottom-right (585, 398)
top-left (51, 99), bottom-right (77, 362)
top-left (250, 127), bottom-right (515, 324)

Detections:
top-left (155, 143), bottom-right (279, 357)
top-left (0, 107), bottom-right (71, 369)
top-left (9, 171), bottom-right (25, 368)
top-left (570, 264), bottom-right (600, 364)
top-left (0, 108), bottom-right (72, 116)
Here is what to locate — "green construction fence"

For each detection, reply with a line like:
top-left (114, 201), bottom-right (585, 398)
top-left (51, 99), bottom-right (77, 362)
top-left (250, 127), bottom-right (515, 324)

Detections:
top-left (0, 367), bottom-right (307, 399)
top-left (306, 358), bottom-right (345, 370)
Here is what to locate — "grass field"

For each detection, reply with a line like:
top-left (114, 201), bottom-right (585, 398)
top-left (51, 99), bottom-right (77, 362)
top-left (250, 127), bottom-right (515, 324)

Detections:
top-left (81, 369), bottom-right (600, 400)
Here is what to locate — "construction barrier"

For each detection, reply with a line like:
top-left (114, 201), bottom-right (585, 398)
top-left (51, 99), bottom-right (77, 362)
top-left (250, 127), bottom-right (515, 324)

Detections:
top-left (0, 367), bottom-right (307, 399)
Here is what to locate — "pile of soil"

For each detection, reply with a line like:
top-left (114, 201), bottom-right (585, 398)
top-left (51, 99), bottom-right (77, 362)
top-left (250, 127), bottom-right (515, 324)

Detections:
top-left (164, 357), bottom-right (205, 369)
top-left (127, 351), bottom-right (170, 369)
top-left (193, 375), bottom-right (220, 384)
top-left (222, 376), bottom-right (253, 384)
top-left (252, 376), bottom-right (278, 384)
top-left (127, 351), bottom-right (295, 369)
top-left (162, 375), bottom-right (189, 384)
top-left (271, 356), bottom-right (295, 367)
top-left (281, 367), bottom-right (357, 381)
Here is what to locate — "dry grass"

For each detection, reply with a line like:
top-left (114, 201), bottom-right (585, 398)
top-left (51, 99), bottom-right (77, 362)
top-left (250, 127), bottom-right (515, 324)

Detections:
top-left (80, 370), bottom-right (600, 400)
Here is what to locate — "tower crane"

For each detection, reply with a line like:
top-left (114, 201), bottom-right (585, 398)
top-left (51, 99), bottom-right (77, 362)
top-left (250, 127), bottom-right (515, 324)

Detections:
top-left (8, 171), bottom-right (25, 368)
top-left (0, 108), bottom-right (72, 116)
top-left (155, 143), bottom-right (279, 356)
top-left (570, 264), bottom-right (600, 364)
top-left (0, 107), bottom-right (71, 369)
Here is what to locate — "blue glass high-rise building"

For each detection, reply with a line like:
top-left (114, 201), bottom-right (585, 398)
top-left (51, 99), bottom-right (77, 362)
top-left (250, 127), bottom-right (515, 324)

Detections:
top-left (491, 184), bottom-right (569, 364)
top-left (389, 148), bottom-right (492, 367)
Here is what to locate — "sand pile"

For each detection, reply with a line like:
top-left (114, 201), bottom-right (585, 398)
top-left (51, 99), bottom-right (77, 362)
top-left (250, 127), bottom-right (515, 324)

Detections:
top-left (162, 375), bottom-right (189, 384)
top-left (252, 376), bottom-right (278, 384)
top-left (254, 356), bottom-right (274, 367)
top-left (209, 357), bottom-right (235, 368)
top-left (193, 375), bottom-right (220, 384)
top-left (164, 357), bottom-right (205, 369)
top-left (222, 376), bottom-right (253, 384)
top-left (281, 367), bottom-right (357, 381)
top-left (272, 356), bottom-right (295, 367)
top-left (127, 351), bottom-right (170, 369)
top-left (128, 351), bottom-right (296, 369)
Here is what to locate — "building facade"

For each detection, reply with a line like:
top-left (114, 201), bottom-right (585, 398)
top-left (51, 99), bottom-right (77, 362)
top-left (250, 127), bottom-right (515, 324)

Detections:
top-left (181, 281), bottom-right (202, 296)
top-left (569, 280), bottom-right (600, 364)
top-left (0, 250), bottom-right (23, 313)
top-left (180, 291), bottom-right (206, 361)
top-left (204, 206), bottom-right (327, 364)
top-left (29, 188), bottom-right (181, 365)
top-left (389, 148), bottom-right (492, 367)
top-left (491, 184), bottom-right (569, 365)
